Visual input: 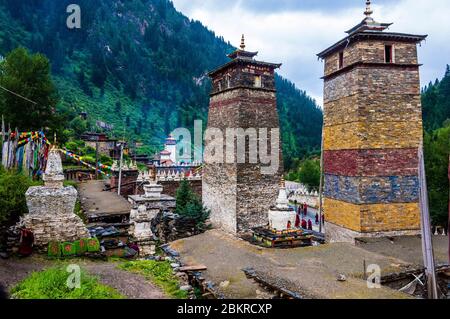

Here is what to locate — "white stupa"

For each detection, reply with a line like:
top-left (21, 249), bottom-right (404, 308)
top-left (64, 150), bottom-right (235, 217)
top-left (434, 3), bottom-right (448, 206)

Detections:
top-left (268, 179), bottom-right (297, 231)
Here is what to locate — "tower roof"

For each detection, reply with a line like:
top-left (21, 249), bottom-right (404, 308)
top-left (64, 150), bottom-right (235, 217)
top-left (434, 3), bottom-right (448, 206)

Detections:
top-left (345, 0), bottom-right (392, 35)
top-left (165, 134), bottom-right (176, 146)
top-left (227, 34), bottom-right (259, 60)
top-left (209, 35), bottom-right (281, 77)
top-left (317, 0), bottom-right (427, 59)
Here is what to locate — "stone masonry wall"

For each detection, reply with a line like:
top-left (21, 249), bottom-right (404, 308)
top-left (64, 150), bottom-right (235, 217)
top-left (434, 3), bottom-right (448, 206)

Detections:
top-left (24, 185), bottom-right (89, 247)
top-left (324, 41), bottom-right (418, 76)
top-left (204, 87), bottom-right (282, 234)
top-left (322, 36), bottom-right (423, 241)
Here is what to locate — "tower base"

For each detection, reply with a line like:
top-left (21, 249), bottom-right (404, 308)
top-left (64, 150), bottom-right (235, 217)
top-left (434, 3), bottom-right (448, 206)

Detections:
top-left (325, 222), bottom-right (421, 244)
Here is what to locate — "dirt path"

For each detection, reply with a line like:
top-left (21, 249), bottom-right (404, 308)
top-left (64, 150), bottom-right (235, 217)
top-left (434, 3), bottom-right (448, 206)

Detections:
top-left (82, 262), bottom-right (166, 299)
top-left (0, 256), bottom-right (166, 299)
top-left (78, 180), bottom-right (131, 218)
top-left (171, 229), bottom-right (417, 299)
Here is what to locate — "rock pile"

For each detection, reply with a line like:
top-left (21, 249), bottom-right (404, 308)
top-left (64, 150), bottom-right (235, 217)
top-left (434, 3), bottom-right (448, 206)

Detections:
top-left (151, 211), bottom-right (200, 243)
top-left (0, 225), bottom-right (20, 257)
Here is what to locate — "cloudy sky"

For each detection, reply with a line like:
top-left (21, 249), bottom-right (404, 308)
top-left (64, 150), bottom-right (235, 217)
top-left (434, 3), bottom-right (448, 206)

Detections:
top-left (171, 0), bottom-right (450, 105)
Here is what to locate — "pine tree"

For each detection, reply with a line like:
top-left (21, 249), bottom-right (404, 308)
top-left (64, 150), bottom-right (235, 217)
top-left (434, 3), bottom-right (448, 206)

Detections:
top-left (175, 179), bottom-right (193, 214)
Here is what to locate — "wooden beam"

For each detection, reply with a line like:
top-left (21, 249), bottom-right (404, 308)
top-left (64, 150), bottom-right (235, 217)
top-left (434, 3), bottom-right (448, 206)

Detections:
top-left (179, 265), bottom-right (208, 272)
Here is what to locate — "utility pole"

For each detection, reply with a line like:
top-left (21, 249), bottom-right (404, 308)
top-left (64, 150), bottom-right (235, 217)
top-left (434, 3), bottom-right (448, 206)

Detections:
top-left (95, 141), bottom-right (99, 180)
top-left (318, 126), bottom-right (325, 234)
top-left (1, 115), bottom-right (4, 164)
top-left (117, 142), bottom-right (124, 196)
top-left (117, 120), bottom-right (126, 196)
top-left (418, 143), bottom-right (438, 299)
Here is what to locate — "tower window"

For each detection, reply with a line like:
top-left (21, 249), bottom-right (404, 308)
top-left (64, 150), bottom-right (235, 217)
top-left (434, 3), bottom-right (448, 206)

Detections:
top-left (226, 74), bottom-right (231, 88)
top-left (338, 51), bottom-right (344, 69)
top-left (254, 75), bottom-right (262, 88)
top-left (385, 45), bottom-right (393, 63)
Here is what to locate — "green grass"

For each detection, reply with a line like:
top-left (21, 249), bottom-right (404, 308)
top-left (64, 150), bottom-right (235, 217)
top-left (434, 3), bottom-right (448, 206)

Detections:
top-left (119, 260), bottom-right (188, 299)
top-left (11, 267), bottom-right (124, 299)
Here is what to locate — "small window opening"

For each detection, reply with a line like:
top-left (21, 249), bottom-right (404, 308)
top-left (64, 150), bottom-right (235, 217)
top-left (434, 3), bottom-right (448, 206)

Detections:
top-left (338, 51), bottom-right (344, 69)
top-left (226, 74), bottom-right (231, 88)
top-left (254, 75), bottom-right (262, 88)
top-left (385, 45), bottom-right (393, 63)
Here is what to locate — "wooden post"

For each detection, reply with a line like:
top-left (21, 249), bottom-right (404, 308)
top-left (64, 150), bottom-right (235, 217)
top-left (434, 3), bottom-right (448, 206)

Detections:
top-left (418, 143), bottom-right (438, 299)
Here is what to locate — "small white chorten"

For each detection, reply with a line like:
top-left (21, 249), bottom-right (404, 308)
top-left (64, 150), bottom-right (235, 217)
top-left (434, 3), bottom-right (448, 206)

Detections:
top-left (268, 179), bottom-right (297, 231)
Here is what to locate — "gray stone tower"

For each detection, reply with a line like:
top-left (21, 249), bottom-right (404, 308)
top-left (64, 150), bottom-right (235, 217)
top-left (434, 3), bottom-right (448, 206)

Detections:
top-left (203, 36), bottom-right (283, 234)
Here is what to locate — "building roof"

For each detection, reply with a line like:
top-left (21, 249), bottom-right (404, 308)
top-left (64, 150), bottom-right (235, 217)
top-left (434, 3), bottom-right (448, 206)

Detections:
top-left (317, 2), bottom-right (427, 59)
top-left (317, 31), bottom-right (427, 59)
top-left (160, 150), bottom-right (171, 155)
top-left (165, 135), bottom-right (177, 146)
top-left (209, 35), bottom-right (281, 77)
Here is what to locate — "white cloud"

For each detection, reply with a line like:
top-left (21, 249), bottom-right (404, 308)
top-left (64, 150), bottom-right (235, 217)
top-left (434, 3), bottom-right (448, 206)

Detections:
top-left (172, 0), bottom-right (450, 105)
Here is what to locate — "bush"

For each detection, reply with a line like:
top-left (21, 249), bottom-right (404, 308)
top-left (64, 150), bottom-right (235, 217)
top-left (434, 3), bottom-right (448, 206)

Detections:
top-left (298, 159), bottom-right (320, 191)
top-left (119, 260), bottom-right (188, 299)
top-left (11, 267), bottom-right (124, 299)
top-left (0, 168), bottom-right (40, 226)
top-left (175, 179), bottom-right (209, 229)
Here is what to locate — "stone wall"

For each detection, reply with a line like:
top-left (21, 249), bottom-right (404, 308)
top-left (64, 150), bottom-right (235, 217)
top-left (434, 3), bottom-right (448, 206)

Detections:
top-left (324, 40), bottom-right (418, 76)
top-left (203, 87), bottom-right (283, 234)
top-left (110, 169), bottom-right (139, 196)
top-left (151, 211), bottom-right (201, 243)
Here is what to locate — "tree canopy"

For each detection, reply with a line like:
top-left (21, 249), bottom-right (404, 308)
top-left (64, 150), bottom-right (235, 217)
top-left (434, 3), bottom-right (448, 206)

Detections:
top-left (0, 47), bottom-right (60, 132)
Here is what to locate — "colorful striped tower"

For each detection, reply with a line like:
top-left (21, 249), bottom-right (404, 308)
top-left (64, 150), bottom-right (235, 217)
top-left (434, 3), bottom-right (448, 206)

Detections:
top-left (317, 2), bottom-right (427, 242)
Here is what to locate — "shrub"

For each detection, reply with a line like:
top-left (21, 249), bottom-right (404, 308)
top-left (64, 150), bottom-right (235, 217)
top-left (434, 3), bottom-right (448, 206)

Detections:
top-left (175, 179), bottom-right (209, 229)
top-left (298, 159), bottom-right (320, 191)
top-left (0, 168), bottom-right (40, 226)
top-left (11, 267), bottom-right (124, 299)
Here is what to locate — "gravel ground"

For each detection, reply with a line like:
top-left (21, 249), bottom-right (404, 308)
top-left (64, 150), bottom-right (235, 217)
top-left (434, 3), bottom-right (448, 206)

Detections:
top-left (0, 256), bottom-right (166, 299)
top-left (171, 229), bottom-right (426, 299)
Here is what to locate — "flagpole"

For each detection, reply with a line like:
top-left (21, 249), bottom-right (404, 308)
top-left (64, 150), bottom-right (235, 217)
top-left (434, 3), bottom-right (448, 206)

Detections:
top-left (418, 143), bottom-right (438, 299)
top-left (318, 125), bottom-right (325, 234)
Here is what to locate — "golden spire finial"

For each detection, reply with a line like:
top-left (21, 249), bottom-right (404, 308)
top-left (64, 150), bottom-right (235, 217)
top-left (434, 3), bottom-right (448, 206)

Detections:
top-left (51, 132), bottom-right (57, 150)
top-left (240, 34), bottom-right (246, 50)
top-left (364, 0), bottom-right (373, 18)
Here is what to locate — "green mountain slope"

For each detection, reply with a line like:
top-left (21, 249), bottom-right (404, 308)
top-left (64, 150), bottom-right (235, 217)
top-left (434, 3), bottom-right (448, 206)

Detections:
top-left (422, 65), bottom-right (450, 131)
top-left (0, 0), bottom-right (323, 168)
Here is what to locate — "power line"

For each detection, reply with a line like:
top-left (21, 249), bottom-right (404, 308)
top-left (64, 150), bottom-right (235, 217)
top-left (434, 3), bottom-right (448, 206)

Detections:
top-left (0, 84), bottom-right (37, 105)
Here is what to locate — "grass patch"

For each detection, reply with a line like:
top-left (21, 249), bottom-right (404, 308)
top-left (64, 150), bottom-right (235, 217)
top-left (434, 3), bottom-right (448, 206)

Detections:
top-left (119, 260), bottom-right (188, 299)
top-left (11, 267), bottom-right (124, 299)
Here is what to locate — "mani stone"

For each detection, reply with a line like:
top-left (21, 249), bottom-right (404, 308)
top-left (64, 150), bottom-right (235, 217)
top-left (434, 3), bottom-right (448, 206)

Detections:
top-left (268, 181), bottom-right (296, 231)
top-left (317, 8), bottom-right (427, 243)
top-left (23, 149), bottom-right (89, 247)
top-left (203, 37), bottom-right (283, 235)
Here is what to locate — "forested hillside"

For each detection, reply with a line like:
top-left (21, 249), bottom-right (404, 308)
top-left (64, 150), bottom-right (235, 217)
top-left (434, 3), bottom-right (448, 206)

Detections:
top-left (422, 65), bottom-right (450, 226)
top-left (0, 0), bottom-right (323, 168)
top-left (422, 65), bottom-right (450, 131)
